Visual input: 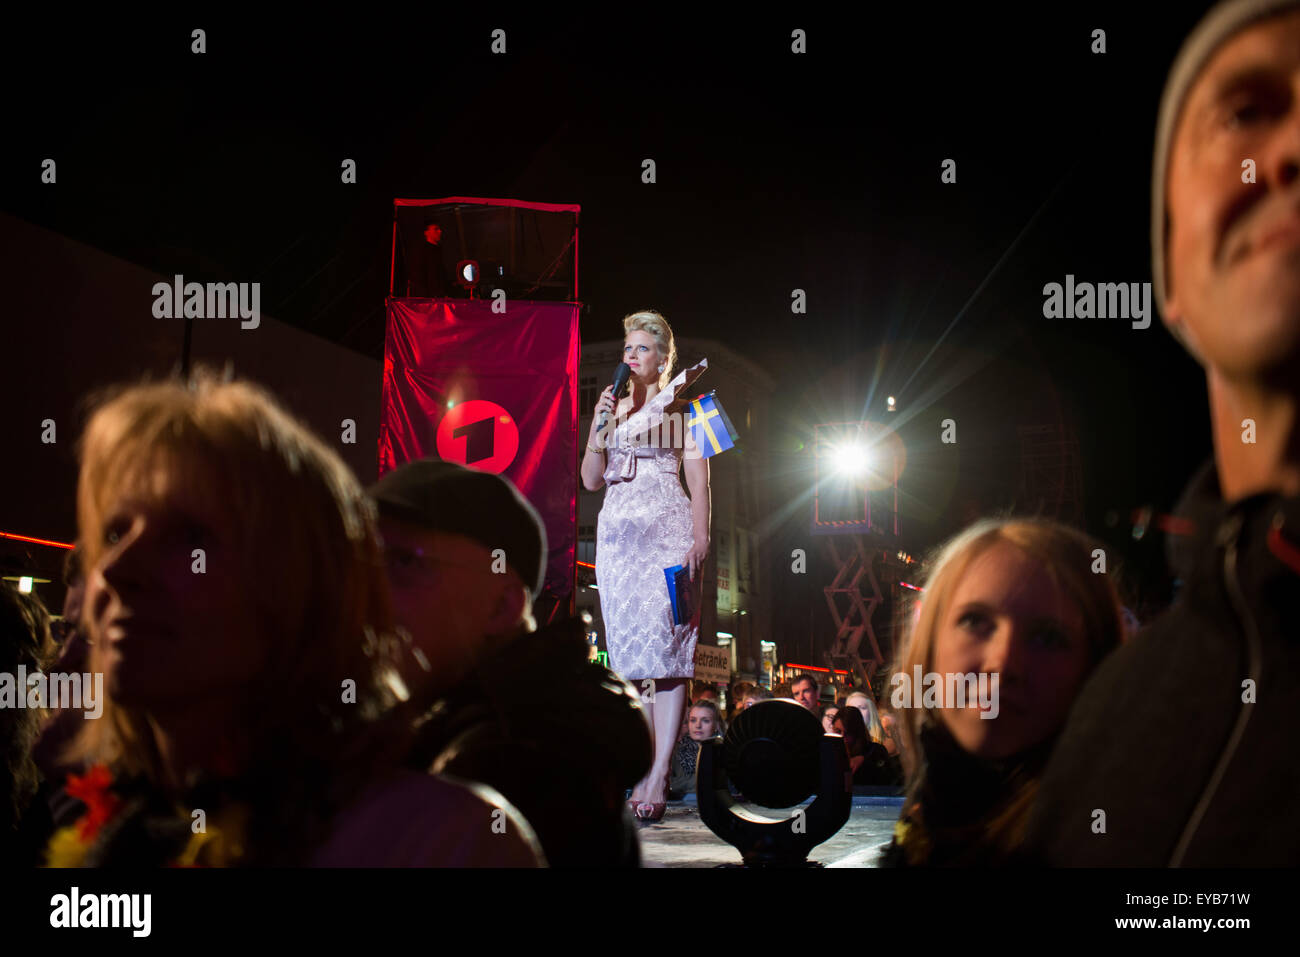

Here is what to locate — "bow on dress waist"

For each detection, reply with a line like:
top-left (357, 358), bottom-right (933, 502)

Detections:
top-left (603, 445), bottom-right (673, 485)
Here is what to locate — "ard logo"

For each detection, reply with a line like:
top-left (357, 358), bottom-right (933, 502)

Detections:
top-left (436, 400), bottom-right (519, 472)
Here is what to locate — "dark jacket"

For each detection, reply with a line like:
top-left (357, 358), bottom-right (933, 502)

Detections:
top-left (851, 742), bottom-right (902, 787)
top-left (878, 722), bottom-right (1051, 867)
top-left (407, 615), bottom-right (653, 867)
top-left (1022, 460), bottom-right (1300, 866)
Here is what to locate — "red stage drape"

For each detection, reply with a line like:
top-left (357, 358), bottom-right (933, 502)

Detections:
top-left (379, 298), bottom-right (580, 599)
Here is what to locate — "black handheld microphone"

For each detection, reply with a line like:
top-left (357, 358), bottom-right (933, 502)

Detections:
top-left (597, 362), bottom-right (633, 432)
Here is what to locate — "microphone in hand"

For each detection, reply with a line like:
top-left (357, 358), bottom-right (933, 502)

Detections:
top-left (597, 362), bottom-right (633, 432)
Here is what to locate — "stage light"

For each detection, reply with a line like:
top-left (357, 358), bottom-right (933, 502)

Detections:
top-left (717, 631), bottom-right (733, 639)
top-left (887, 395), bottom-right (896, 412)
top-left (833, 443), bottom-right (870, 476)
top-left (3, 574), bottom-right (51, 588)
top-left (18, 577), bottom-right (33, 594)
top-left (696, 700), bottom-right (852, 866)
top-left (456, 259), bottom-right (480, 291)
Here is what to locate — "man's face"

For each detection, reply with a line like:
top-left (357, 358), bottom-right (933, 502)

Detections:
top-left (424, 224), bottom-right (443, 245)
top-left (378, 517), bottom-right (517, 696)
top-left (1165, 11), bottom-right (1300, 381)
top-left (792, 679), bottom-right (818, 711)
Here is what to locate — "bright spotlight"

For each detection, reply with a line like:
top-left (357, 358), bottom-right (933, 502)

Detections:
top-left (834, 443), bottom-right (871, 476)
top-left (887, 395), bottom-right (896, 412)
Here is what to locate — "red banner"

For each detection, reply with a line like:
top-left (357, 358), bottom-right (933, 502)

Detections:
top-left (379, 299), bottom-right (580, 598)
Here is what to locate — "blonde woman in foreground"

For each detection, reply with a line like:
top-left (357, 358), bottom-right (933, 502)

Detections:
top-left (47, 370), bottom-right (541, 867)
top-left (879, 518), bottom-right (1123, 867)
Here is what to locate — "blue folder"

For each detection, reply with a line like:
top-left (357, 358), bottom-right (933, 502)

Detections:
top-left (663, 564), bottom-right (697, 626)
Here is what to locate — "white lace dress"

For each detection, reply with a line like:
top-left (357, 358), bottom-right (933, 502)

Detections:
top-left (595, 358), bottom-right (708, 681)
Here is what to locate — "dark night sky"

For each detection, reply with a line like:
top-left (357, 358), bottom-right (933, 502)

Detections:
top-left (2, 3), bottom-right (1221, 612)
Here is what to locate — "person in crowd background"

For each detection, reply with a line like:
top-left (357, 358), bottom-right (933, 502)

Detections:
top-left (820, 705), bottom-right (840, 734)
top-left (844, 691), bottom-right (886, 745)
top-left (32, 547), bottom-right (91, 789)
top-left (878, 705), bottom-right (904, 758)
top-left (831, 705), bottom-right (893, 787)
top-left (792, 674), bottom-right (819, 713)
top-left (729, 682), bottom-right (755, 722)
top-left (742, 687), bottom-right (773, 710)
top-left (691, 682), bottom-right (719, 705)
top-left (0, 582), bottom-right (57, 865)
top-left (669, 698), bottom-right (725, 798)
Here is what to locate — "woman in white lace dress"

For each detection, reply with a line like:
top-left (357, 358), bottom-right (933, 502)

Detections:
top-left (580, 310), bottom-right (710, 820)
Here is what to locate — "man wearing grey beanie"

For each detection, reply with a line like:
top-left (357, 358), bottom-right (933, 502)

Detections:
top-left (1023, 0), bottom-right (1300, 866)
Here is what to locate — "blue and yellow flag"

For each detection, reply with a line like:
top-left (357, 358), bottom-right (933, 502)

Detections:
top-left (686, 391), bottom-right (738, 458)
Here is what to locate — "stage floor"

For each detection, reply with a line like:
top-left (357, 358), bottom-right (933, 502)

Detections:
top-left (636, 795), bottom-right (904, 868)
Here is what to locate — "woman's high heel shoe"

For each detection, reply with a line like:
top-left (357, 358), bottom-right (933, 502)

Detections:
top-left (635, 781), bottom-right (668, 822)
top-left (636, 802), bottom-right (666, 822)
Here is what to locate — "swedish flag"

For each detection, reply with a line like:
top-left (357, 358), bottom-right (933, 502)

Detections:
top-left (686, 391), bottom-right (738, 458)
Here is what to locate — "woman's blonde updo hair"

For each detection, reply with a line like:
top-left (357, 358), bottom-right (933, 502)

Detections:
top-left (623, 310), bottom-right (677, 391)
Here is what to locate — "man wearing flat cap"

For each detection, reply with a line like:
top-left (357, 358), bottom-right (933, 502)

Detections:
top-left (1024, 0), bottom-right (1300, 865)
top-left (369, 459), bottom-right (653, 867)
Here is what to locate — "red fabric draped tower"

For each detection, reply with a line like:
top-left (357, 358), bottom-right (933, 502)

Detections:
top-left (379, 298), bottom-right (580, 606)
top-left (381, 198), bottom-right (581, 614)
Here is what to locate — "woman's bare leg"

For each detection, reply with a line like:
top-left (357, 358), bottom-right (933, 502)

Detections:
top-left (635, 677), bottom-right (688, 811)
